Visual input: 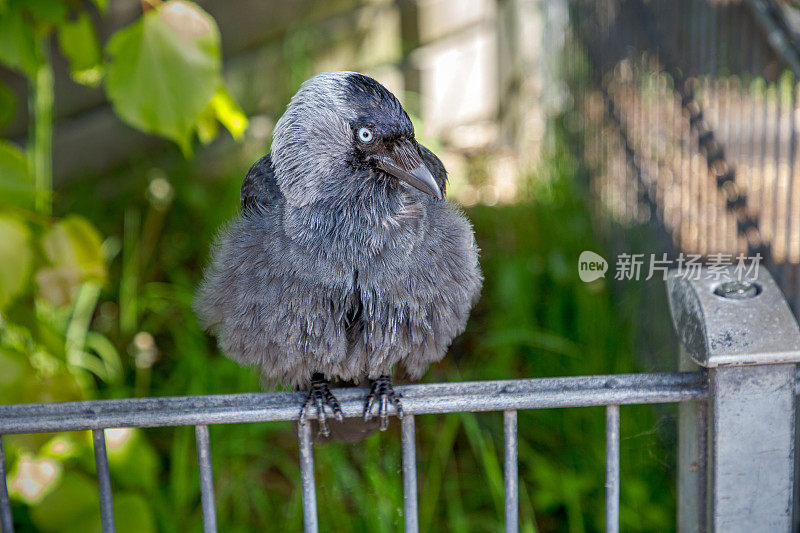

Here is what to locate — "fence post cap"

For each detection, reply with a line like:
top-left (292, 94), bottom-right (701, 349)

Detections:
top-left (666, 266), bottom-right (800, 367)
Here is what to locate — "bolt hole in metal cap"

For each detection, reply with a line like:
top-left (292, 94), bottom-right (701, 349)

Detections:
top-left (713, 280), bottom-right (761, 300)
top-left (666, 267), bottom-right (800, 368)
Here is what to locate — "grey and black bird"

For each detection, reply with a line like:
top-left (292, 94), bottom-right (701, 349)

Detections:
top-left (195, 72), bottom-right (482, 437)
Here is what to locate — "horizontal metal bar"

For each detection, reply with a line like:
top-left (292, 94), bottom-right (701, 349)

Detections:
top-left (0, 373), bottom-right (707, 434)
top-left (195, 425), bottom-right (218, 533)
top-left (92, 430), bottom-right (116, 533)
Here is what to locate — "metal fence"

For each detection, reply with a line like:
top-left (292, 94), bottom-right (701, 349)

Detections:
top-left (1, 266), bottom-right (799, 532)
top-left (568, 0), bottom-right (800, 315)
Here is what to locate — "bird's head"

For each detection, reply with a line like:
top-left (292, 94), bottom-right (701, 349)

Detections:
top-left (270, 71), bottom-right (442, 207)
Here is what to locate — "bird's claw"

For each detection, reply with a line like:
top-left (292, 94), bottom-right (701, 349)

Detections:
top-left (299, 375), bottom-right (343, 437)
top-left (363, 375), bottom-right (403, 431)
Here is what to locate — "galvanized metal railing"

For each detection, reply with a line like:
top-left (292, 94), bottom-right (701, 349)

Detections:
top-left (0, 373), bottom-right (705, 533)
top-left (0, 266), bottom-right (798, 533)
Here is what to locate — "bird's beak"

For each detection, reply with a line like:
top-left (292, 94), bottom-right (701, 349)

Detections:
top-left (375, 142), bottom-right (442, 200)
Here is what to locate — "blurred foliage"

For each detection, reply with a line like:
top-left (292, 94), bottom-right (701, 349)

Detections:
top-left (0, 0), bottom-right (247, 531)
top-left (104, 1), bottom-right (239, 155)
top-left (0, 2), bottom-right (675, 530)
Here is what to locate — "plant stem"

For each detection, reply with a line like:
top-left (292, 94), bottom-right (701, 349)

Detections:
top-left (29, 37), bottom-right (54, 216)
top-left (120, 207), bottom-right (140, 336)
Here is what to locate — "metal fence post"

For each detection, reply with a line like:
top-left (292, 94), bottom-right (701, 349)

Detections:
top-left (668, 267), bottom-right (800, 533)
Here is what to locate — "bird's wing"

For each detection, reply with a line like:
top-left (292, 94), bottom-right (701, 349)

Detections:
top-left (241, 154), bottom-right (282, 212)
top-left (418, 143), bottom-right (448, 197)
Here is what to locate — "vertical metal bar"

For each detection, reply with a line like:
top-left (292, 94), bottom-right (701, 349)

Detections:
top-left (795, 387), bottom-right (800, 533)
top-left (677, 347), bottom-right (708, 533)
top-left (195, 425), bottom-right (218, 533)
top-left (760, 79), bottom-right (771, 262)
top-left (791, 80), bottom-right (800, 316)
top-left (92, 429), bottom-right (116, 533)
top-left (772, 71), bottom-right (786, 286)
top-left (504, 410), bottom-right (518, 533)
top-left (298, 422), bottom-right (318, 533)
top-left (605, 405), bottom-right (620, 533)
top-left (708, 364), bottom-right (796, 532)
top-left (785, 74), bottom-right (798, 310)
top-left (0, 437), bottom-right (13, 533)
top-left (401, 415), bottom-right (418, 533)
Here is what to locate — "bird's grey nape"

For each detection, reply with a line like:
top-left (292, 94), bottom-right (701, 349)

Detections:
top-left (270, 72), bottom-right (360, 207)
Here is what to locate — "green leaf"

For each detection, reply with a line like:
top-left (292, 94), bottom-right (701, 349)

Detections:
top-left (36, 215), bottom-right (107, 306)
top-left (39, 434), bottom-right (82, 461)
top-left (0, 347), bottom-right (26, 390)
top-left (0, 215), bottom-right (33, 309)
top-left (105, 0), bottom-right (222, 155)
top-left (195, 99), bottom-right (219, 145)
top-left (197, 85), bottom-right (248, 144)
top-left (0, 8), bottom-right (41, 77)
top-left (14, 0), bottom-right (67, 26)
top-left (0, 81), bottom-right (17, 126)
top-left (210, 84), bottom-right (248, 140)
top-left (114, 493), bottom-right (156, 533)
top-left (57, 12), bottom-right (102, 87)
top-left (35, 489), bottom-right (156, 533)
top-left (29, 471), bottom-right (97, 532)
top-left (107, 428), bottom-right (159, 491)
top-left (8, 453), bottom-right (63, 506)
top-left (0, 140), bottom-right (35, 209)
top-left (85, 331), bottom-right (123, 383)
top-left (41, 216), bottom-right (106, 279)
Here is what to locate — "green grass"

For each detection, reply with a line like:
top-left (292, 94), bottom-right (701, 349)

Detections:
top-left (11, 131), bottom-right (679, 532)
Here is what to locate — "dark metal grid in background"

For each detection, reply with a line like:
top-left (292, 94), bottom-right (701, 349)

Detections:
top-left (567, 0), bottom-right (800, 314)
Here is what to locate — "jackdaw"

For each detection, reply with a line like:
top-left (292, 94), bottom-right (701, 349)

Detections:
top-left (195, 71), bottom-right (482, 436)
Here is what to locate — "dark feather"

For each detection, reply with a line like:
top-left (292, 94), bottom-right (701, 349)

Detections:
top-left (240, 154), bottom-right (281, 212)
top-left (418, 143), bottom-right (448, 196)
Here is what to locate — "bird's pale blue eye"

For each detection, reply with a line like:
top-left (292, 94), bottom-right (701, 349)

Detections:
top-left (357, 127), bottom-right (374, 143)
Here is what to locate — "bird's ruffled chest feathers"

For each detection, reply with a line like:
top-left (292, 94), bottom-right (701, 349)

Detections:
top-left (282, 178), bottom-right (427, 270)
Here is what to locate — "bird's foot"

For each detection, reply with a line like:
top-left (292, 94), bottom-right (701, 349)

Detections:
top-left (299, 374), bottom-right (344, 437)
top-left (363, 375), bottom-right (403, 431)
